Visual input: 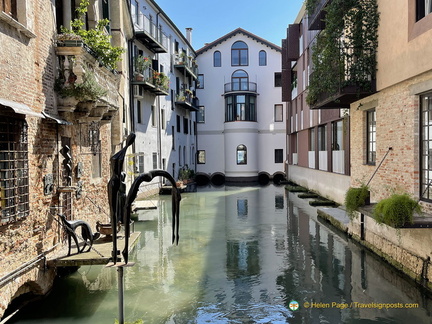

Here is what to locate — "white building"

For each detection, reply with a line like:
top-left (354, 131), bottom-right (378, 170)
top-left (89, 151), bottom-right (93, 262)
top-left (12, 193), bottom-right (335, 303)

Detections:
top-left (195, 28), bottom-right (286, 184)
top-left (129, 0), bottom-right (198, 193)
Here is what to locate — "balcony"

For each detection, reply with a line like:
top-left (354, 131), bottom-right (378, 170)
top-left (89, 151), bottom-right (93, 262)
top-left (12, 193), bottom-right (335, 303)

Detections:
top-left (133, 14), bottom-right (168, 53)
top-left (309, 80), bottom-right (376, 109)
top-left (132, 68), bottom-right (169, 96)
top-left (55, 44), bottom-right (120, 123)
top-left (175, 90), bottom-right (199, 111)
top-left (224, 82), bottom-right (258, 94)
top-left (307, 0), bottom-right (331, 30)
top-left (173, 54), bottom-right (198, 80)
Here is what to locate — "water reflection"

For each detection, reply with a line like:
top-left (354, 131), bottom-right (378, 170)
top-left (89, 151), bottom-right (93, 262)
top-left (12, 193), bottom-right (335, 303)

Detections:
top-left (8, 185), bottom-right (432, 323)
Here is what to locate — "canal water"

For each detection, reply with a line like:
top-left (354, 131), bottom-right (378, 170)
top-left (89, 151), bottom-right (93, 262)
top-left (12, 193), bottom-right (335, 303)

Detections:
top-left (8, 185), bottom-right (432, 323)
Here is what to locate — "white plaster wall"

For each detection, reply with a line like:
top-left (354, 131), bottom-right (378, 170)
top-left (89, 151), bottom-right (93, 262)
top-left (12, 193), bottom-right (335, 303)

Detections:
top-left (133, 0), bottom-right (197, 183)
top-left (196, 31), bottom-right (285, 180)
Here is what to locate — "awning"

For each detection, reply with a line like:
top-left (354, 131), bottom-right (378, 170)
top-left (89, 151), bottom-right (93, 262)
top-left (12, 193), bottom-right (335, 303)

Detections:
top-left (42, 112), bottom-right (72, 125)
top-left (0, 98), bottom-right (44, 118)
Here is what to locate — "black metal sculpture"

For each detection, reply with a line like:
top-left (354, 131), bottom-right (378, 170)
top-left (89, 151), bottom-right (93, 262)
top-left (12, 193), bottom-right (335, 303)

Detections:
top-left (57, 214), bottom-right (100, 255)
top-left (122, 170), bottom-right (181, 264)
top-left (107, 133), bottom-right (181, 265)
top-left (107, 133), bottom-right (135, 264)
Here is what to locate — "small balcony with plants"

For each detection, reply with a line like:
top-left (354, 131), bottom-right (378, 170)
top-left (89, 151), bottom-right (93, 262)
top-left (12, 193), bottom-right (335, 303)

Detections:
top-left (306, 0), bottom-right (379, 109)
top-left (133, 13), bottom-right (168, 53)
top-left (54, 0), bottom-right (124, 123)
top-left (131, 55), bottom-right (168, 96)
top-left (173, 52), bottom-right (198, 80)
top-left (175, 87), bottom-right (199, 111)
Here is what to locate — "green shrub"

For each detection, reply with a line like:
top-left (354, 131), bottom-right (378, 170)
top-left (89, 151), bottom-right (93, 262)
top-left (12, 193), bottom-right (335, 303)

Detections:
top-left (373, 194), bottom-right (421, 228)
top-left (344, 185), bottom-right (370, 218)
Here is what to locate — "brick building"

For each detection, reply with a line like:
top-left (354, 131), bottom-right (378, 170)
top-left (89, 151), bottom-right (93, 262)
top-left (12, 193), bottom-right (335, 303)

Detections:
top-left (0, 0), bottom-right (132, 318)
top-left (350, 0), bottom-right (432, 210)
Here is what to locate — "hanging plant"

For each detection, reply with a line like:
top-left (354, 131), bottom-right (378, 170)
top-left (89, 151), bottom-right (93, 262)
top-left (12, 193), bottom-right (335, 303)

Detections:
top-left (306, 0), bottom-right (379, 106)
top-left (344, 184), bottom-right (370, 219)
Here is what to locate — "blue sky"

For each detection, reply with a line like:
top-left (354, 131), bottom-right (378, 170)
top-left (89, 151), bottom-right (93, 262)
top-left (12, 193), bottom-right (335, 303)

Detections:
top-left (154, 0), bottom-right (305, 50)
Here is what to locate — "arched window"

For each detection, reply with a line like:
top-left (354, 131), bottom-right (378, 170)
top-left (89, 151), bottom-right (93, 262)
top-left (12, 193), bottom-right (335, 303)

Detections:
top-left (213, 51), bottom-right (221, 67)
top-left (231, 41), bottom-right (248, 66)
top-left (231, 70), bottom-right (249, 91)
top-left (259, 50), bottom-right (267, 66)
top-left (237, 145), bottom-right (247, 164)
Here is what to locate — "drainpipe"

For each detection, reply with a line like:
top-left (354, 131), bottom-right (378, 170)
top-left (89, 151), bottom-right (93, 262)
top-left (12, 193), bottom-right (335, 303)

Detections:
top-left (156, 11), bottom-right (162, 171)
top-left (128, 39), bottom-right (136, 157)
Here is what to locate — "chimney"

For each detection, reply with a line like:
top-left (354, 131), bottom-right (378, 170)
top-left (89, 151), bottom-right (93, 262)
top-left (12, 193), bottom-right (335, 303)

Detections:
top-left (186, 28), bottom-right (192, 44)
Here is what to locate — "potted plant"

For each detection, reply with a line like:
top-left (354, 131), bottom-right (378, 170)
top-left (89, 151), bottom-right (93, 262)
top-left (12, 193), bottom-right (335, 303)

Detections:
top-left (56, 69), bottom-right (107, 103)
top-left (373, 193), bottom-right (422, 228)
top-left (179, 166), bottom-right (195, 184)
top-left (58, 0), bottom-right (124, 70)
top-left (134, 55), bottom-right (151, 81)
top-left (344, 184), bottom-right (370, 219)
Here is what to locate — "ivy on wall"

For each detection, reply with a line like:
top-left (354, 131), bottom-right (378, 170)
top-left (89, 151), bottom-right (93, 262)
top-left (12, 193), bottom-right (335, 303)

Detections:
top-left (306, 0), bottom-right (379, 106)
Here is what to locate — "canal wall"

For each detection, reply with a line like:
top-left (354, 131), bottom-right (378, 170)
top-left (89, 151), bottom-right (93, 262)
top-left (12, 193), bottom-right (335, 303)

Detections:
top-left (318, 207), bottom-right (432, 290)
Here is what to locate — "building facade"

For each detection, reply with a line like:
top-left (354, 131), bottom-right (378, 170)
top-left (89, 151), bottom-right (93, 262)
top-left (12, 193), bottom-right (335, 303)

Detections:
top-left (0, 0), bottom-right (132, 318)
top-left (195, 28), bottom-right (286, 184)
top-left (283, 4), bottom-right (353, 204)
top-left (129, 0), bottom-right (198, 194)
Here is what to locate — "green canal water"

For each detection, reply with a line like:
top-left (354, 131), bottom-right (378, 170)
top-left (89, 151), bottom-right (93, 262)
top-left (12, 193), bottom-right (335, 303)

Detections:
top-left (8, 185), bottom-right (432, 323)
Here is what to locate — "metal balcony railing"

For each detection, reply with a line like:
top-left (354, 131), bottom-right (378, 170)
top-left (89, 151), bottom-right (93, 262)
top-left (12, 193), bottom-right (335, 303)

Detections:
top-left (224, 82), bottom-right (257, 93)
top-left (173, 54), bottom-right (198, 79)
top-left (133, 13), bottom-right (168, 52)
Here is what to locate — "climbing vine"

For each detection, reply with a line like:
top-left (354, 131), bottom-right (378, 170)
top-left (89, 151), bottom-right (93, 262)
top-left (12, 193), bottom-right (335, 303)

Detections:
top-left (306, 0), bottom-right (379, 106)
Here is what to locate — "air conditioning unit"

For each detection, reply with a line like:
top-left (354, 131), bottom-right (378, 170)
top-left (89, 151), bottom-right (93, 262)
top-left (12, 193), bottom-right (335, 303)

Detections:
top-left (134, 85), bottom-right (144, 98)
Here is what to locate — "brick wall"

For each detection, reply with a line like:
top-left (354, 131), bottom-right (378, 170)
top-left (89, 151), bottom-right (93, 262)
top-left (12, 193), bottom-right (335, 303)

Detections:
top-left (0, 1), bottom-right (118, 318)
top-left (349, 72), bottom-right (432, 207)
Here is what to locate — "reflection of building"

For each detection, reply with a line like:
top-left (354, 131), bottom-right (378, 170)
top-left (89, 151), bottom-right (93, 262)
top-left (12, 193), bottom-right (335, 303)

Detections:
top-left (196, 29), bottom-right (286, 184)
top-left (129, 0), bottom-right (198, 194)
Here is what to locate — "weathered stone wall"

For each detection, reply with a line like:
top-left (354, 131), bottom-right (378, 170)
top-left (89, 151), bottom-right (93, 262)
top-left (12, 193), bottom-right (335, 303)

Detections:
top-left (0, 1), bottom-right (117, 319)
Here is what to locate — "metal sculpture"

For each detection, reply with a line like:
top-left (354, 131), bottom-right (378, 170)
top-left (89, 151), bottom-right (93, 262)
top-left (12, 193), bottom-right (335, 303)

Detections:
top-left (57, 214), bottom-right (100, 255)
top-left (107, 133), bottom-right (181, 265)
top-left (107, 133), bottom-right (135, 264)
top-left (122, 170), bottom-right (181, 264)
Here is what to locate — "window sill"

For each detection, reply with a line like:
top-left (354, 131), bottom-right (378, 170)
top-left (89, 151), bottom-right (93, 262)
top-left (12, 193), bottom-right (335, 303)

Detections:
top-left (0, 11), bottom-right (36, 38)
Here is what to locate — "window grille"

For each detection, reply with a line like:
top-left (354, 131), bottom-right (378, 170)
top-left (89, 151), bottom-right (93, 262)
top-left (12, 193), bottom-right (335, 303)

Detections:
top-left (0, 117), bottom-right (29, 224)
